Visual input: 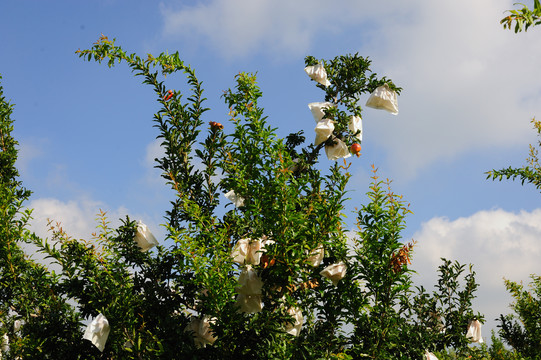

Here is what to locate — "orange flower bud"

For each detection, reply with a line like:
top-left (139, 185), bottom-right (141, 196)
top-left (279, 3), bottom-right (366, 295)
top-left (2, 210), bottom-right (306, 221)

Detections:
top-left (209, 121), bottom-right (224, 130)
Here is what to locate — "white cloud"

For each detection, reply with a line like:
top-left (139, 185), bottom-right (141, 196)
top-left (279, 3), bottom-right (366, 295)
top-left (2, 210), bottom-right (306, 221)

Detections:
top-left (411, 207), bottom-right (541, 340)
top-left (159, 0), bottom-right (404, 59)
top-left (161, 0), bottom-right (318, 58)
top-left (369, 0), bottom-right (541, 179)
top-left (27, 197), bottom-right (127, 241)
top-left (412, 208), bottom-right (541, 286)
top-left (160, 0), bottom-right (541, 180)
top-left (23, 197), bottom-right (164, 267)
top-left (21, 197), bottom-right (115, 269)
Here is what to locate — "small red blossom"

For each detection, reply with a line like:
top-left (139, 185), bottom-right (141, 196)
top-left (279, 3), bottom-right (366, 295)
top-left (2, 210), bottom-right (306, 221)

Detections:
top-left (163, 90), bottom-right (174, 101)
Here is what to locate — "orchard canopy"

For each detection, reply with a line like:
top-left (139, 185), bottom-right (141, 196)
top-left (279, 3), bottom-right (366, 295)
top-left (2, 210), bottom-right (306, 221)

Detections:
top-left (0, 36), bottom-right (488, 359)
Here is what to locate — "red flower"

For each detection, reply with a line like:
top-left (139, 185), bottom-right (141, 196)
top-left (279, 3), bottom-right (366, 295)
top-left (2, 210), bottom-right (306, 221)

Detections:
top-left (163, 90), bottom-right (174, 101)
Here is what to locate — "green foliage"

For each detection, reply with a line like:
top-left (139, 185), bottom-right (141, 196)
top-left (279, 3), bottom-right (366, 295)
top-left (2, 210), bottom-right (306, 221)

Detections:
top-left (497, 276), bottom-right (541, 359)
top-left (1, 76), bottom-right (92, 359)
top-left (303, 54), bottom-right (401, 163)
top-left (501, 0), bottom-right (541, 32)
top-left (485, 331), bottom-right (527, 360)
top-left (0, 37), bottom-right (485, 358)
top-left (486, 118), bottom-right (541, 189)
top-left (486, 119), bottom-right (541, 359)
top-left (409, 259), bottom-right (483, 358)
top-left (346, 170), bottom-right (416, 359)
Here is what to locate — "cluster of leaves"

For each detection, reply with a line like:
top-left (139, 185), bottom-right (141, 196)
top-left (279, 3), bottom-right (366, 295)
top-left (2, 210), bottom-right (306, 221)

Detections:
top-left (0, 37), bottom-right (485, 359)
top-left (301, 55), bottom-right (401, 164)
top-left (486, 119), bottom-right (541, 358)
top-left (493, 2), bottom-right (541, 354)
top-left (408, 260), bottom-right (483, 358)
top-left (497, 276), bottom-right (541, 358)
top-left (1, 76), bottom-right (96, 358)
top-left (501, 0), bottom-right (541, 32)
top-left (433, 334), bottom-right (526, 360)
top-left (486, 118), bottom-right (541, 189)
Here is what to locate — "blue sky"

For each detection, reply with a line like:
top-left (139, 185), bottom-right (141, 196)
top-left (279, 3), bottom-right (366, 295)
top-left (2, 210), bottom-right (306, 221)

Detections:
top-left (2, 0), bottom-right (541, 342)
